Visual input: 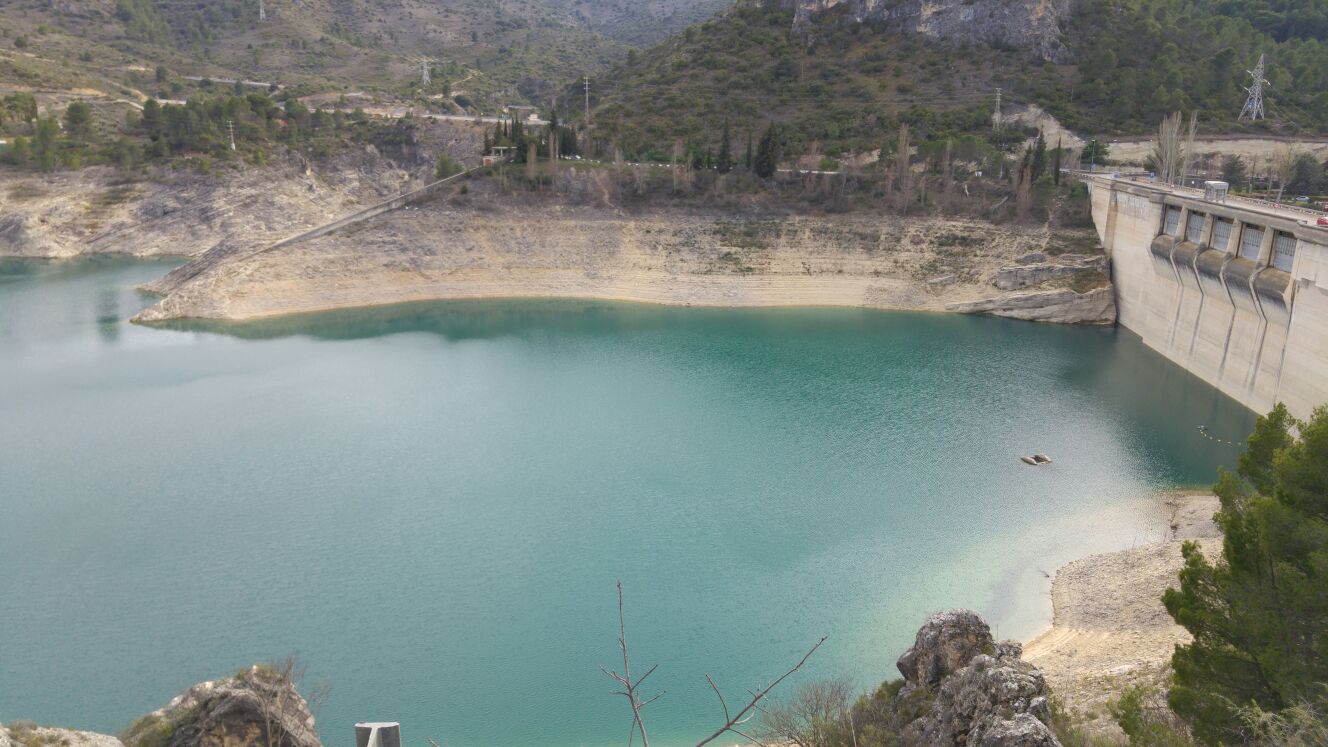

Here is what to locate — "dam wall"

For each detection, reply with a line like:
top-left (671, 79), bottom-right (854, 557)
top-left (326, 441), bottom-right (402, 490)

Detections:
top-left (1090, 176), bottom-right (1328, 420)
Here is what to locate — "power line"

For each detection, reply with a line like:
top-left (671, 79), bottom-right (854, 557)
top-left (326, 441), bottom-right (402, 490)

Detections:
top-left (1239, 52), bottom-right (1269, 121)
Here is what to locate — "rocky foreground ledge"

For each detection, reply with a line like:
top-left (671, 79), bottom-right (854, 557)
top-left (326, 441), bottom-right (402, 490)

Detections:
top-left (1, 666), bottom-right (319, 747)
top-left (5, 611), bottom-right (1062, 747)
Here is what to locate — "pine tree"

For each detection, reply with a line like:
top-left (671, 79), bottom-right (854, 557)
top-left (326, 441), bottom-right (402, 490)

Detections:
top-left (744, 131), bottom-right (753, 171)
top-left (754, 123), bottom-right (778, 179)
top-left (1163, 404), bottom-right (1328, 744)
top-left (717, 120), bottom-right (732, 173)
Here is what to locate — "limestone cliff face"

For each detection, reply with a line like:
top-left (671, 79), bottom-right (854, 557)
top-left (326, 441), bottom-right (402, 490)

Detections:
top-left (779, 0), bottom-right (1070, 62)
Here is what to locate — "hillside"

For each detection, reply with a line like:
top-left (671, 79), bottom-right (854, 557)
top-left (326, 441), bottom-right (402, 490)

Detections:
top-left (578, 0), bottom-right (1328, 160)
top-left (0, 0), bottom-right (726, 109)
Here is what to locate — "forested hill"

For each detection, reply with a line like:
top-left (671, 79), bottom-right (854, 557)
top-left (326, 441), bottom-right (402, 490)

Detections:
top-left (0, 0), bottom-right (726, 108)
top-left (577, 0), bottom-right (1328, 160)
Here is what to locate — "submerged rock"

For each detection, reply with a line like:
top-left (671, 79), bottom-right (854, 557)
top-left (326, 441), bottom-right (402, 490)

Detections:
top-left (894, 610), bottom-right (1061, 746)
top-left (121, 666), bottom-right (320, 747)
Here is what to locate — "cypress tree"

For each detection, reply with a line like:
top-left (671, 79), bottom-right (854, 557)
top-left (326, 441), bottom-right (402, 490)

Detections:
top-left (1031, 129), bottom-right (1047, 181)
top-left (1053, 137), bottom-right (1062, 185)
top-left (717, 120), bottom-right (732, 173)
top-left (754, 123), bottom-right (779, 179)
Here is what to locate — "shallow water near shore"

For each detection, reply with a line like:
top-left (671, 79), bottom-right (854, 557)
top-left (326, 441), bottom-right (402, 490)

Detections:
top-left (0, 259), bottom-right (1253, 747)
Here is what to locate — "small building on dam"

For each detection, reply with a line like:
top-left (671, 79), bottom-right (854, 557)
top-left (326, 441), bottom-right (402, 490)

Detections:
top-left (1090, 176), bottom-right (1328, 420)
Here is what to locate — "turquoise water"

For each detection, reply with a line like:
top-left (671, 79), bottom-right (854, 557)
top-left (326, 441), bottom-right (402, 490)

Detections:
top-left (0, 258), bottom-right (1254, 747)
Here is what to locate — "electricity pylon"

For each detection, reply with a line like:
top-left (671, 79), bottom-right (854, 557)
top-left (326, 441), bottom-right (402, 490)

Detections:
top-left (1239, 53), bottom-right (1269, 121)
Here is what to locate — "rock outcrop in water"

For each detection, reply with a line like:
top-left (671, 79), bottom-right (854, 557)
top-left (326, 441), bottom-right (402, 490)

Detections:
top-left (891, 610), bottom-right (1062, 746)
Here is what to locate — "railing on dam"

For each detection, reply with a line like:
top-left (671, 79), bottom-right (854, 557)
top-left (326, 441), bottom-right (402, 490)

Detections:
top-left (1113, 175), bottom-right (1327, 220)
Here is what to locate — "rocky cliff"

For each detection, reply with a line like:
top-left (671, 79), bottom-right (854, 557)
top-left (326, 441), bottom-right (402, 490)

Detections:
top-left (0, 666), bottom-right (319, 747)
top-left (779, 0), bottom-right (1069, 62)
top-left (892, 610), bottom-right (1061, 746)
top-left (121, 666), bottom-right (320, 747)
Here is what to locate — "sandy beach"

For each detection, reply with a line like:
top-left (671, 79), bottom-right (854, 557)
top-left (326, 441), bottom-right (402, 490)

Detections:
top-left (1023, 492), bottom-right (1223, 738)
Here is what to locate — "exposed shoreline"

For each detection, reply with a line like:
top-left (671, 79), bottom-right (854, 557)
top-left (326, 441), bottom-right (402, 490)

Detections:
top-left (127, 201), bottom-right (1115, 325)
top-left (1023, 490), bottom-right (1222, 736)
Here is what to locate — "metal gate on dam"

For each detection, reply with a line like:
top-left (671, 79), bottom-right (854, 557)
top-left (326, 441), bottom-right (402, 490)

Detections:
top-left (1090, 175), bottom-right (1328, 420)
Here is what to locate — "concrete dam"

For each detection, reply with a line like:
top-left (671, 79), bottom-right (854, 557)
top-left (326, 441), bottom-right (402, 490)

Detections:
top-left (1090, 175), bottom-right (1328, 420)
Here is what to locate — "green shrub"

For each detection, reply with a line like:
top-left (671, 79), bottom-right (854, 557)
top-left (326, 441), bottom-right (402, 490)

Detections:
top-left (434, 152), bottom-right (463, 179)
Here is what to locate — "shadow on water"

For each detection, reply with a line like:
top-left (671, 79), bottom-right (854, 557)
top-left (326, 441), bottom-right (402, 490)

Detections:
top-left (0, 255), bottom-right (185, 284)
top-left (1061, 325), bottom-right (1257, 481)
top-left (156, 298), bottom-right (1260, 475)
top-left (151, 297), bottom-right (1105, 346)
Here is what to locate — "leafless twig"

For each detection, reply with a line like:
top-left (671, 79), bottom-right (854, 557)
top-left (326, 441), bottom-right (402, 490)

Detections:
top-left (601, 581), bottom-right (662, 747)
top-left (693, 636), bottom-right (828, 747)
top-left (603, 584), bottom-right (826, 747)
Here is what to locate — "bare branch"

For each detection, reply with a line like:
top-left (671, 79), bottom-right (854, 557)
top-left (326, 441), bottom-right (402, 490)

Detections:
top-left (706, 675), bottom-right (731, 723)
top-left (602, 581), bottom-right (656, 747)
top-left (693, 636), bottom-right (828, 747)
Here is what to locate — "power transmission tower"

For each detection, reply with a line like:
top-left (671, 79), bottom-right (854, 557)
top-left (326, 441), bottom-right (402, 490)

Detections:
top-left (258, 0), bottom-right (266, 22)
top-left (992, 88), bottom-right (1002, 131)
top-left (583, 75), bottom-right (591, 124)
top-left (1239, 53), bottom-right (1268, 121)
top-left (227, 120), bottom-right (236, 150)
top-left (421, 58), bottom-right (431, 87)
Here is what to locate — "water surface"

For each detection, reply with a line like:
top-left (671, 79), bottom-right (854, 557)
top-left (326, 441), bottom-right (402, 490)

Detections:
top-left (0, 259), bottom-right (1253, 747)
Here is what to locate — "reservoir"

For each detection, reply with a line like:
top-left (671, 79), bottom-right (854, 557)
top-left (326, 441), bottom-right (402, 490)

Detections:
top-left (0, 258), bottom-right (1253, 747)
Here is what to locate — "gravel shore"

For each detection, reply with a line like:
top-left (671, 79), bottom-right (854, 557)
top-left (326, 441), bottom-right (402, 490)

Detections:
top-left (1023, 492), bottom-right (1222, 738)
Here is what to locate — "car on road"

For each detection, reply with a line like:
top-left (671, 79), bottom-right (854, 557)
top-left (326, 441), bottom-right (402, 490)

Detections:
top-left (1318, 216), bottom-right (1328, 227)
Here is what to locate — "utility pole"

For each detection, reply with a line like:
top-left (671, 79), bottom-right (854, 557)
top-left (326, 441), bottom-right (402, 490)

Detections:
top-left (258, 0), bottom-right (266, 22)
top-left (583, 75), bottom-right (591, 124)
top-left (992, 87), bottom-right (1002, 131)
top-left (227, 120), bottom-right (236, 150)
top-left (1239, 53), bottom-right (1268, 121)
top-left (421, 58), bottom-right (431, 87)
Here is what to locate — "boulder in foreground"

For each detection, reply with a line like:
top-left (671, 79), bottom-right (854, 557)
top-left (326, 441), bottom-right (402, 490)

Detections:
top-left (892, 610), bottom-right (1061, 746)
top-left (121, 665), bottom-right (320, 747)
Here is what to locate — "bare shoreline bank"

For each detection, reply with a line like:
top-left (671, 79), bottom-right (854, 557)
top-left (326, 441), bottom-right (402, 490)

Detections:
top-left (1023, 491), bottom-right (1222, 737)
top-left (127, 203), bottom-right (1115, 324)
